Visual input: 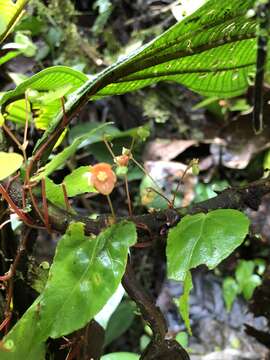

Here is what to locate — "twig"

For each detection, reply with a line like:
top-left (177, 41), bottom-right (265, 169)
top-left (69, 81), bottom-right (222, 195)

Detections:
top-left (62, 183), bottom-right (72, 212)
top-left (106, 194), bottom-right (116, 220)
top-left (3, 228), bottom-right (31, 332)
top-left (122, 260), bottom-right (189, 360)
top-left (171, 163), bottom-right (192, 207)
top-left (2, 124), bottom-right (22, 149)
top-left (48, 175), bottom-right (270, 239)
top-left (124, 175), bottom-right (133, 216)
top-left (41, 178), bottom-right (51, 232)
top-left (3, 176), bottom-right (270, 243)
top-left (0, 184), bottom-right (33, 225)
top-left (130, 155), bottom-right (171, 206)
top-left (122, 260), bottom-right (167, 343)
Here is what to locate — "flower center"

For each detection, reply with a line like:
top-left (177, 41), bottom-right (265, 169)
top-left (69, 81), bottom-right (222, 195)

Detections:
top-left (97, 171), bottom-right (108, 182)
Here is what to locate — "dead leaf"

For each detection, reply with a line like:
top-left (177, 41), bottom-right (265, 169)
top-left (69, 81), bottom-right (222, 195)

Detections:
top-left (144, 161), bottom-right (197, 206)
top-left (211, 115), bottom-right (270, 169)
top-left (143, 139), bottom-right (197, 162)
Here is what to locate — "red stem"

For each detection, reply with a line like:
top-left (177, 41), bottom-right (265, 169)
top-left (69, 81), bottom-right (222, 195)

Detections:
top-left (41, 178), bottom-right (51, 232)
top-left (0, 184), bottom-right (33, 225)
top-left (62, 183), bottom-right (72, 212)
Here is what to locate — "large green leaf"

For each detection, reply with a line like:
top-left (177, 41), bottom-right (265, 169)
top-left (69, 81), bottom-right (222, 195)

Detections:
top-left (0, 0), bottom-right (261, 158)
top-left (0, 221), bottom-right (136, 357)
top-left (93, 0), bottom-right (258, 99)
top-left (0, 0), bottom-right (28, 43)
top-left (166, 209), bottom-right (250, 281)
top-left (34, 0), bottom-right (262, 155)
top-left (38, 221), bottom-right (137, 338)
top-left (167, 209), bottom-right (249, 333)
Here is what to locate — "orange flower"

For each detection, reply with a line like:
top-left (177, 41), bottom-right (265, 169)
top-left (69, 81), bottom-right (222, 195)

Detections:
top-left (115, 154), bottom-right (130, 167)
top-left (89, 163), bottom-right (117, 195)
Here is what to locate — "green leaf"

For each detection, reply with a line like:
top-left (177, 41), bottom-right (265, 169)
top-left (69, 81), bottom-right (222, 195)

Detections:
top-left (101, 353), bottom-right (139, 360)
top-left (254, 258), bottom-right (266, 276)
top-left (63, 166), bottom-right (96, 196)
top-left (44, 177), bottom-right (65, 208)
top-left (0, 302), bottom-right (45, 360)
top-left (1, 66), bottom-right (87, 130)
top-left (0, 221), bottom-right (136, 355)
top-left (28, 84), bottom-right (73, 105)
top-left (167, 209), bottom-right (250, 281)
top-left (68, 122), bottom-right (147, 147)
top-left (8, 72), bottom-right (28, 86)
top-left (175, 331), bottom-right (189, 349)
top-left (14, 15), bottom-right (43, 36)
top-left (222, 276), bottom-right (239, 312)
top-left (171, 0), bottom-right (206, 21)
top-left (1, 67), bottom-right (87, 105)
top-left (38, 221), bottom-right (137, 338)
top-left (235, 260), bottom-right (262, 300)
top-left (105, 301), bottom-right (136, 346)
top-left (242, 274), bottom-right (261, 300)
top-left (194, 180), bottom-right (229, 202)
top-left (45, 166), bottom-right (96, 209)
top-left (93, 0), bottom-right (258, 99)
top-left (0, 0), bottom-right (28, 44)
top-left (92, 0), bottom-right (113, 35)
top-left (32, 123), bottom-right (111, 182)
top-left (0, 51), bottom-right (20, 66)
top-left (264, 149), bottom-right (270, 175)
top-left (1, 0), bottom-right (260, 160)
top-left (95, 284), bottom-right (125, 328)
top-left (235, 259), bottom-right (255, 286)
top-left (0, 152), bottom-right (23, 181)
top-left (76, 0), bottom-right (259, 102)
top-left (140, 334), bottom-right (151, 351)
top-left (179, 271), bottom-right (193, 335)
top-left (9, 32), bottom-right (37, 57)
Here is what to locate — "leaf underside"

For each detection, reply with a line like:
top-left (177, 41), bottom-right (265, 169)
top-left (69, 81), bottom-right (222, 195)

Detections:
top-left (0, 0), bottom-right (263, 156)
